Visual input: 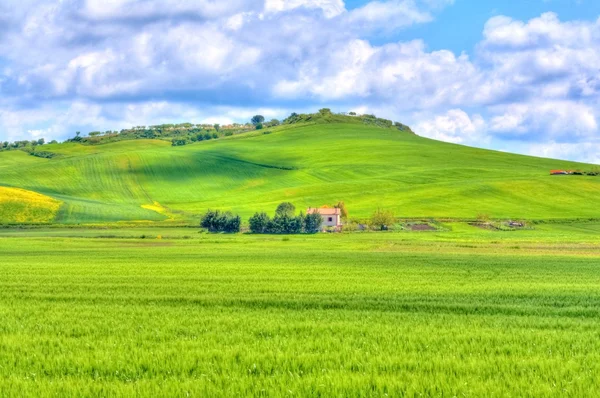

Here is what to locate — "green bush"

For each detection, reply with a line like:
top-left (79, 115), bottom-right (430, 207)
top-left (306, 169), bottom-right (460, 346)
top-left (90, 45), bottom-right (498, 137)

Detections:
top-left (370, 209), bottom-right (395, 231)
top-left (268, 214), bottom-right (303, 234)
top-left (200, 210), bottom-right (241, 233)
top-left (249, 212), bottom-right (270, 234)
top-left (304, 212), bottom-right (323, 234)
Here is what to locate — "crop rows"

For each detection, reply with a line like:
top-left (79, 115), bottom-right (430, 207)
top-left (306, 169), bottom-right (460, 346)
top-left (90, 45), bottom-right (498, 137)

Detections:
top-left (0, 232), bottom-right (599, 396)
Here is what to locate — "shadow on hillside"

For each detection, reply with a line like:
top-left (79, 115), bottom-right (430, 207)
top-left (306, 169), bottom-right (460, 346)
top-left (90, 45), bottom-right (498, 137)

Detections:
top-left (111, 149), bottom-right (299, 183)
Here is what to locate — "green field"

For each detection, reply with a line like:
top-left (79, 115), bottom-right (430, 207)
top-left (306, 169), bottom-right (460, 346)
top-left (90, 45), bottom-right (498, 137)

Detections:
top-left (1, 118), bottom-right (599, 224)
top-left (1, 225), bottom-right (600, 396)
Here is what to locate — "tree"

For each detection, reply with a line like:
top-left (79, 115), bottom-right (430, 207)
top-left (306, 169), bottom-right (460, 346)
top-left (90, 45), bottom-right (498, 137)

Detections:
top-left (251, 115), bottom-right (265, 125)
top-left (255, 123), bottom-right (263, 130)
top-left (249, 212), bottom-right (270, 233)
top-left (212, 132), bottom-right (218, 139)
top-left (304, 212), bottom-right (323, 234)
top-left (224, 214), bottom-right (241, 233)
top-left (201, 210), bottom-right (240, 233)
top-left (213, 124), bottom-right (220, 132)
top-left (171, 138), bottom-right (187, 146)
top-left (319, 108), bottom-right (332, 115)
top-left (370, 209), bottom-right (395, 231)
top-left (276, 202), bottom-right (296, 217)
top-left (268, 214), bottom-right (303, 234)
top-left (200, 210), bottom-right (220, 232)
top-left (37, 138), bottom-right (45, 146)
top-left (334, 201), bottom-right (348, 220)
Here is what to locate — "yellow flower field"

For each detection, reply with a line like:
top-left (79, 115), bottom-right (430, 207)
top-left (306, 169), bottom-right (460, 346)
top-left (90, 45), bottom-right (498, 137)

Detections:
top-left (0, 186), bottom-right (62, 223)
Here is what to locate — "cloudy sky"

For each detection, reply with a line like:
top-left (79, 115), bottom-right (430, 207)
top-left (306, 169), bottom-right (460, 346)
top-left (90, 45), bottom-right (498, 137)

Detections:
top-left (1, 0), bottom-right (600, 163)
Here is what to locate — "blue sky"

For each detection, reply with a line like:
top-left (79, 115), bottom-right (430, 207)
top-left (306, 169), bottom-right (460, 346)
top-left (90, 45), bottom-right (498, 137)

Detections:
top-left (359, 0), bottom-right (600, 53)
top-left (1, 0), bottom-right (600, 163)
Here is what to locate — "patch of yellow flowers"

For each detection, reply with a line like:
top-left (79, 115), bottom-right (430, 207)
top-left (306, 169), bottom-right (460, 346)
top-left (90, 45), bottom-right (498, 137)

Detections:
top-left (0, 187), bottom-right (62, 223)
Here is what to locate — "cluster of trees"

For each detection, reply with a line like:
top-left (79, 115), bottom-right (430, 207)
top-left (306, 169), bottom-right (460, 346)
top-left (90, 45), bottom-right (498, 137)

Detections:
top-left (63, 116), bottom-right (282, 147)
top-left (281, 109), bottom-right (414, 133)
top-left (200, 210), bottom-right (242, 233)
top-left (248, 203), bottom-right (323, 234)
top-left (1, 138), bottom-right (54, 152)
top-left (251, 115), bottom-right (280, 130)
top-left (63, 122), bottom-right (255, 147)
top-left (171, 132), bottom-right (220, 146)
top-left (199, 203), bottom-right (325, 235)
top-left (199, 202), bottom-right (403, 234)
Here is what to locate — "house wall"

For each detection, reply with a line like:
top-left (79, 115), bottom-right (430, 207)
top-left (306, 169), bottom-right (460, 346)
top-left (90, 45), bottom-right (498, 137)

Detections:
top-left (321, 214), bottom-right (340, 227)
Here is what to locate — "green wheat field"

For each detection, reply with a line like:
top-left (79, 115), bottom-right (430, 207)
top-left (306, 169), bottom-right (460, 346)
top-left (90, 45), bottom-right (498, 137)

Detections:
top-left (1, 224), bottom-right (600, 396)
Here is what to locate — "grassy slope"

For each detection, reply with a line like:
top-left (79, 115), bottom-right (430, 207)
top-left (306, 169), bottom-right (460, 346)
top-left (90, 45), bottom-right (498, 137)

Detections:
top-left (0, 122), bottom-right (598, 223)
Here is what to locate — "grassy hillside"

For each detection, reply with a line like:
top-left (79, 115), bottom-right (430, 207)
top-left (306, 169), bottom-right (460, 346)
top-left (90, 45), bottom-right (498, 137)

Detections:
top-left (0, 119), bottom-right (598, 224)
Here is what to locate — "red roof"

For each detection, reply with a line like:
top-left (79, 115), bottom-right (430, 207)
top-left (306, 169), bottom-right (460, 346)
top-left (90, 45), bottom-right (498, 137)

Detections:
top-left (307, 208), bottom-right (341, 216)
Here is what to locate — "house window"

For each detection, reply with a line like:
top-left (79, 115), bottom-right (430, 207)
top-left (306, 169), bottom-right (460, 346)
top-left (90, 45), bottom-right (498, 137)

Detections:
top-left (328, 217), bottom-right (333, 222)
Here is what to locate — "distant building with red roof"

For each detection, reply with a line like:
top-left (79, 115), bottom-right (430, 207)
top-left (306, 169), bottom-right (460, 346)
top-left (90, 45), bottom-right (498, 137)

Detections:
top-left (307, 208), bottom-right (342, 227)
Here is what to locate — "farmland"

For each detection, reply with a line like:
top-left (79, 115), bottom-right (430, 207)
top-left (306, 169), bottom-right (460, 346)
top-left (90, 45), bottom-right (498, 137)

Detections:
top-left (1, 225), bottom-right (600, 396)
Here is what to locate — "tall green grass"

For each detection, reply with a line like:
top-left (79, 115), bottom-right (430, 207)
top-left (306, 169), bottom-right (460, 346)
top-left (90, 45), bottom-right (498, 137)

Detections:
top-left (1, 122), bottom-right (598, 223)
top-left (1, 230), bottom-right (600, 395)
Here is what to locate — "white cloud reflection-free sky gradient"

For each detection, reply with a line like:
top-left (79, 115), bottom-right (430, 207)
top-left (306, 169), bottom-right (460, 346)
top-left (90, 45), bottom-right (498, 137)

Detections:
top-left (1, 0), bottom-right (600, 163)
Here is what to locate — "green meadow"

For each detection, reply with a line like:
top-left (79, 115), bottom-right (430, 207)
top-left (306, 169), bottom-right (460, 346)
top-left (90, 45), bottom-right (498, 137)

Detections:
top-left (1, 225), bottom-right (600, 396)
top-left (1, 119), bottom-right (599, 224)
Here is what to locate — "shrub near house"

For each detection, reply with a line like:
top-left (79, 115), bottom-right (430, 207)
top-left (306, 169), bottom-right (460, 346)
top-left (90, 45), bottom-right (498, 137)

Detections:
top-left (249, 203), bottom-right (324, 234)
top-left (200, 210), bottom-right (241, 233)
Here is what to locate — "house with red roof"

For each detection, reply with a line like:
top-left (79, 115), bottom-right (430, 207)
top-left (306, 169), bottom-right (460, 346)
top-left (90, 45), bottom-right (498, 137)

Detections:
top-left (307, 208), bottom-right (342, 228)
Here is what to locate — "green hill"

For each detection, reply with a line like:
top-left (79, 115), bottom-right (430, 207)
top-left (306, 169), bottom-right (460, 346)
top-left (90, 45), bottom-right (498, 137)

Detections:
top-left (0, 115), bottom-right (598, 224)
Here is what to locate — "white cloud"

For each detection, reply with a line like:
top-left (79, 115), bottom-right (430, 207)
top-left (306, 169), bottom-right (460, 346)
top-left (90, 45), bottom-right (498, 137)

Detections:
top-left (265, 0), bottom-right (346, 18)
top-left (80, 0), bottom-right (260, 21)
top-left (414, 109), bottom-right (487, 145)
top-left (346, 0), bottom-right (432, 29)
top-left (274, 39), bottom-right (477, 109)
top-left (489, 101), bottom-right (598, 142)
top-left (528, 142), bottom-right (600, 164)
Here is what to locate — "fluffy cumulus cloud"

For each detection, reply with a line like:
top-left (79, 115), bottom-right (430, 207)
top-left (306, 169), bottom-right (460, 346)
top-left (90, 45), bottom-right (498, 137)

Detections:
top-left (0, 1), bottom-right (599, 162)
top-left (414, 109), bottom-right (487, 145)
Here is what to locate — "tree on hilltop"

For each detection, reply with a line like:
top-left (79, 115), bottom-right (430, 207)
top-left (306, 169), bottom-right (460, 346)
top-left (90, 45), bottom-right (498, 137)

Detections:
top-left (251, 115), bottom-right (265, 125)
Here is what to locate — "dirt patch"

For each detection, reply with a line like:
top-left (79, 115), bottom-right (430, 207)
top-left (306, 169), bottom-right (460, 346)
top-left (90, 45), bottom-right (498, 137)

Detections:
top-left (410, 224), bottom-right (437, 231)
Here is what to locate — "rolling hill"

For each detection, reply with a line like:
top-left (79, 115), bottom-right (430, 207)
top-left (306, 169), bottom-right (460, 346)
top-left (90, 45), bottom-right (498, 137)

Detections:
top-left (1, 115), bottom-right (599, 224)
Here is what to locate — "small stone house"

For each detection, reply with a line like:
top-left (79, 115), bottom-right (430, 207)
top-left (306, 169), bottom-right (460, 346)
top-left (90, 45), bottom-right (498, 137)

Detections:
top-left (307, 208), bottom-right (342, 227)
